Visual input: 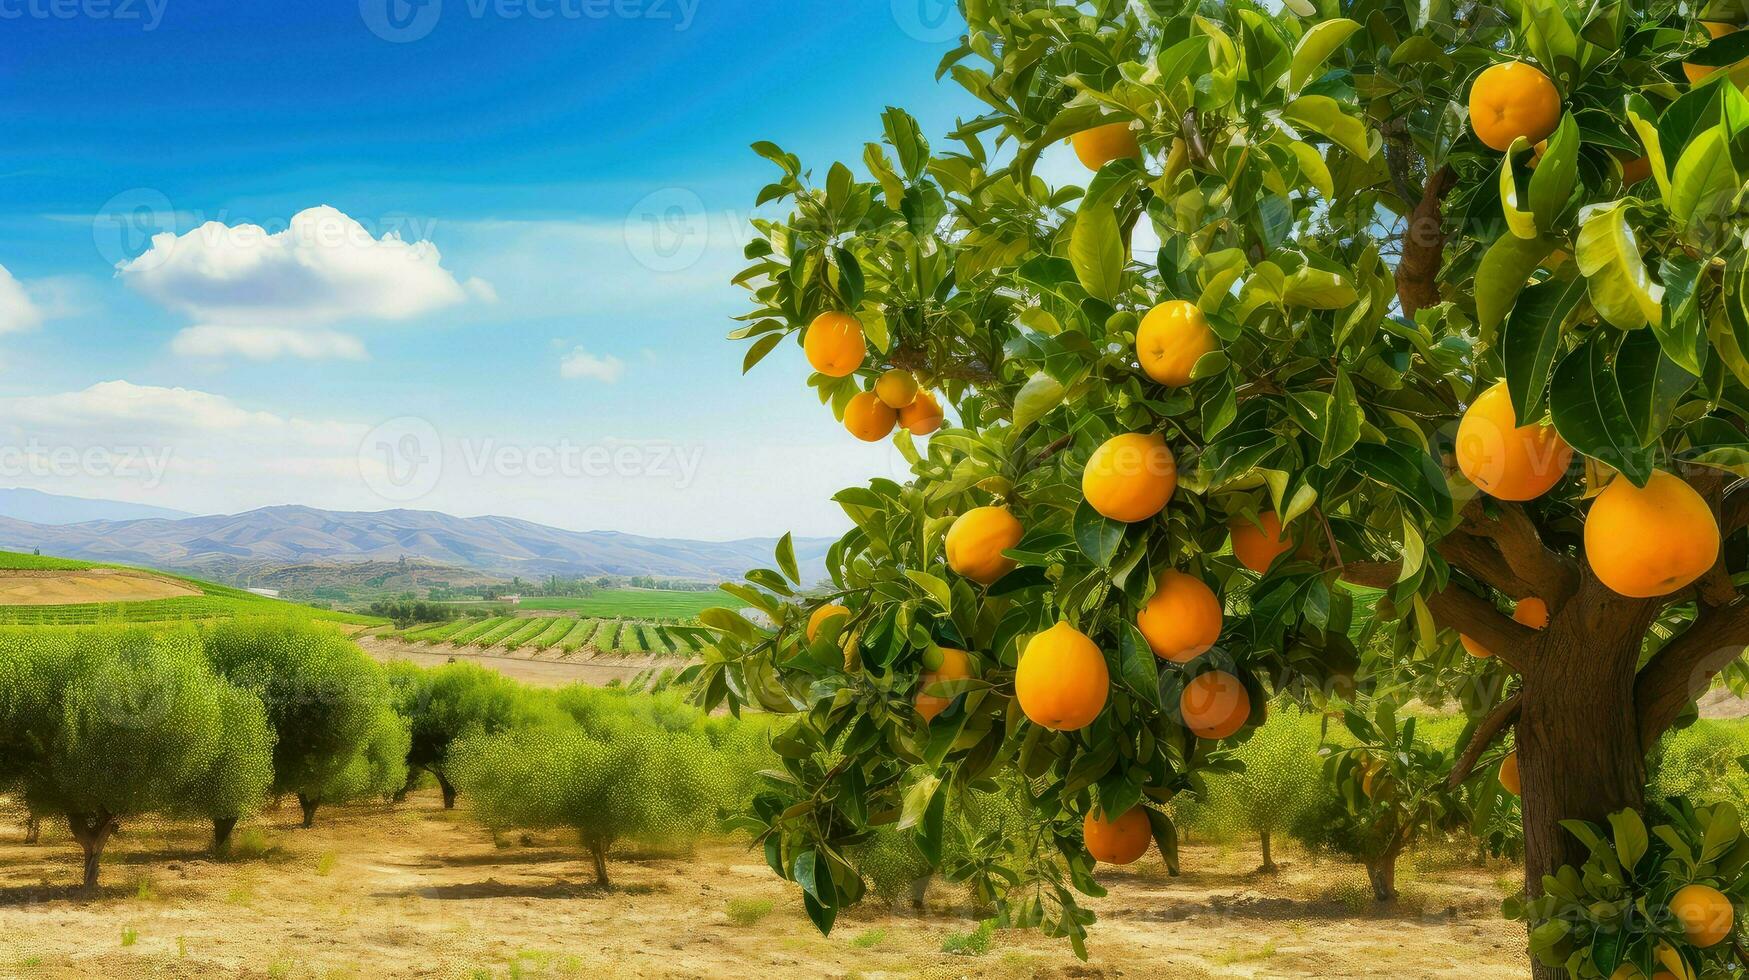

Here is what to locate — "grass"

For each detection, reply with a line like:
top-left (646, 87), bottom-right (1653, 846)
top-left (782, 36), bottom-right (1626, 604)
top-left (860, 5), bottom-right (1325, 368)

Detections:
top-left (513, 589), bottom-right (730, 618)
top-left (120, 926), bottom-right (139, 947)
top-left (941, 920), bottom-right (996, 956)
top-left (849, 928), bottom-right (886, 949)
top-left (725, 897), bottom-right (775, 926)
top-left (0, 551), bottom-right (381, 627)
top-left (1214, 941), bottom-right (1278, 965)
top-left (315, 851), bottom-right (338, 876)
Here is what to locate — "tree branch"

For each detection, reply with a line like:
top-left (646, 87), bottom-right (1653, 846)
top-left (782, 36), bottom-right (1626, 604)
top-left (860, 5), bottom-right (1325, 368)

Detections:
top-left (1340, 562), bottom-right (1535, 672)
top-left (1635, 598), bottom-right (1749, 744)
top-left (1448, 499), bottom-right (1581, 607)
top-left (1392, 165), bottom-right (1456, 318)
top-left (1448, 693), bottom-right (1521, 788)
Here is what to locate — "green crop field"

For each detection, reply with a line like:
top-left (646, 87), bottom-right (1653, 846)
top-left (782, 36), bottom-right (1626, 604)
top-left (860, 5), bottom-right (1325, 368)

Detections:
top-left (511, 589), bottom-right (731, 618)
top-left (0, 551), bottom-right (381, 627)
top-left (382, 612), bottom-right (708, 660)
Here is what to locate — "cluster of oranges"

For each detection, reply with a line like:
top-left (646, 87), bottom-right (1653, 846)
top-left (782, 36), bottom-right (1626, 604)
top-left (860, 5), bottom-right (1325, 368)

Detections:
top-left (804, 311), bottom-right (944, 442)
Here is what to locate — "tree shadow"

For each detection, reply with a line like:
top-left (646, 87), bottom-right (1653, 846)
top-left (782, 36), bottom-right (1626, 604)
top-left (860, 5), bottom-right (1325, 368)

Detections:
top-left (420, 849), bottom-right (580, 869)
top-left (379, 879), bottom-right (609, 901)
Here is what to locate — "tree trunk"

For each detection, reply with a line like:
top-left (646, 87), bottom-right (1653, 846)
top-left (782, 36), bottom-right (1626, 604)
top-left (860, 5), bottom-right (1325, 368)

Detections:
top-left (298, 795), bottom-right (319, 829)
top-left (1520, 608), bottom-right (1649, 980)
top-left (23, 815), bottom-right (39, 844)
top-left (66, 811), bottom-right (117, 891)
top-left (1258, 829), bottom-right (1276, 873)
top-left (212, 817), bottom-right (238, 854)
top-left (1364, 853), bottom-right (1397, 902)
top-left (437, 773), bottom-right (457, 810)
top-left (588, 841), bottom-right (610, 887)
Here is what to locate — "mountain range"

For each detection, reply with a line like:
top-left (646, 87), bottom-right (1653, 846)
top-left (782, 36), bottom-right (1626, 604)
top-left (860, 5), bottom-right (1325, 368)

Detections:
top-left (0, 498), bottom-right (834, 583)
top-left (0, 488), bottom-right (195, 525)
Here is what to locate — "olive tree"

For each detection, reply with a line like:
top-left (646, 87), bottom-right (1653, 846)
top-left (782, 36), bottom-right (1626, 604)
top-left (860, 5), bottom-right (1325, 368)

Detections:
top-left (389, 660), bottom-right (543, 808)
top-left (171, 680), bottom-right (276, 853)
top-left (203, 619), bottom-right (399, 828)
top-left (697, 1), bottom-right (1749, 972)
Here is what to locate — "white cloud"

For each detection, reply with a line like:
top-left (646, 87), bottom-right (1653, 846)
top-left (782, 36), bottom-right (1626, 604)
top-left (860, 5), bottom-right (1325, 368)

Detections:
top-left (118, 205), bottom-right (484, 361)
top-left (1, 380), bottom-right (361, 445)
top-left (559, 347), bottom-right (625, 383)
top-left (463, 277), bottom-right (499, 303)
top-left (171, 325), bottom-right (368, 361)
top-left (0, 264), bottom-right (45, 334)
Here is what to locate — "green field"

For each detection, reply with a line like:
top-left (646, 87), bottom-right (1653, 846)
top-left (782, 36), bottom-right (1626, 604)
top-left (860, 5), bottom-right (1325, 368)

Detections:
top-left (510, 589), bottom-right (730, 618)
top-left (383, 614), bottom-right (707, 658)
top-left (0, 551), bottom-right (382, 627)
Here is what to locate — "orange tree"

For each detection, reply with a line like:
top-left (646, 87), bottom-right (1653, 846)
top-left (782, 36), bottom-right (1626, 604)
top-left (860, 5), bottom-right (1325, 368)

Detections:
top-left (694, 1), bottom-right (1749, 973)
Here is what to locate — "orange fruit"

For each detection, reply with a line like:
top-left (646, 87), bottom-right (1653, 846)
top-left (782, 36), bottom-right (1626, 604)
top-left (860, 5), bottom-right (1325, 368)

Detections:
top-left (1180, 671), bottom-right (1250, 739)
top-left (916, 647), bottom-right (973, 723)
top-left (1082, 433), bottom-right (1177, 523)
top-left (1671, 883), bottom-right (1735, 947)
top-left (1685, 23), bottom-right (1744, 85)
top-left (1230, 512), bottom-right (1293, 574)
top-left (843, 391), bottom-right (897, 442)
top-left (1015, 623), bottom-right (1109, 732)
top-left (946, 506), bottom-right (1024, 586)
top-left (1136, 300), bottom-right (1218, 387)
top-left (1461, 597), bottom-right (1547, 659)
top-left (1071, 122), bottom-right (1141, 171)
top-left (1499, 752), bottom-right (1521, 796)
top-left (806, 604), bottom-right (849, 642)
top-left (804, 311), bottom-right (866, 378)
top-left (1585, 470), bottom-right (1720, 599)
top-left (1455, 382), bottom-right (1573, 501)
top-left (898, 390), bottom-right (944, 435)
top-left (1136, 570), bottom-right (1223, 663)
top-left (1468, 61), bottom-right (1562, 152)
top-left (874, 369), bottom-right (919, 408)
top-left (1083, 806), bottom-right (1153, 865)
top-left (1621, 155), bottom-right (1653, 185)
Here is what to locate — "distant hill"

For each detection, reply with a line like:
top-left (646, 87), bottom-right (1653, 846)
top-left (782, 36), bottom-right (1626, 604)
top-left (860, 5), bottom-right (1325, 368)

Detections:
top-left (0, 505), bottom-right (834, 583)
top-left (0, 488), bottom-right (195, 525)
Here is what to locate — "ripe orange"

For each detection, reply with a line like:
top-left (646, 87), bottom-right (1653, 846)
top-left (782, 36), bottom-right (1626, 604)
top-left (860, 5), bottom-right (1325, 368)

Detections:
top-left (844, 391), bottom-right (897, 442)
top-left (1455, 382), bottom-right (1573, 501)
top-left (1015, 622), bottom-right (1109, 732)
top-left (804, 311), bottom-right (866, 378)
top-left (1071, 122), bottom-right (1140, 171)
top-left (1621, 155), bottom-right (1653, 185)
top-left (916, 647), bottom-right (973, 723)
top-left (1499, 752), bottom-right (1521, 796)
top-left (807, 604), bottom-right (849, 642)
top-left (1671, 883), bottom-right (1735, 947)
top-left (1585, 471), bottom-right (1721, 598)
top-left (898, 389), bottom-right (944, 435)
top-left (1180, 670), bottom-right (1251, 739)
top-left (1685, 23), bottom-right (1744, 85)
top-left (1136, 300), bottom-right (1218, 387)
top-left (1230, 512), bottom-right (1293, 574)
top-left (1136, 570), bottom-right (1223, 663)
top-left (1083, 806), bottom-right (1152, 865)
top-left (1461, 597), bottom-right (1548, 659)
top-left (1468, 61), bottom-right (1562, 152)
top-left (946, 506), bottom-right (1025, 585)
top-left (874, 369), bottom-right (919, 409)
top-left (1082, 433), bottom-right (1177, 523)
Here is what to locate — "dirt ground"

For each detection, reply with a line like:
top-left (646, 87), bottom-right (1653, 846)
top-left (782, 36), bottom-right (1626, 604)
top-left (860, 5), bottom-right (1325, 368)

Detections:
top-left (0, 793), bottom-right (1530, 979)
top-left (0, 569), bottom-right (197, 605)
top-left (357, 636), bottom-right (690, 688)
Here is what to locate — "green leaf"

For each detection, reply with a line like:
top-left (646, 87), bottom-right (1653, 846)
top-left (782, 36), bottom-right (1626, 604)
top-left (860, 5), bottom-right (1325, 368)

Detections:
top-left (897, 773), bottom-right (941, 831)
top-left (1575, 202), bottom-right (1663, 330)
top-left (1349, 443), bottom-right (1452, 521)
top-left (742, 333), bottom-right (784, 374)
top-left (1615, 329), bottom-right (1697, 445)
top-left (1500, 138), bottom-right (1539, 239)
top-left (1281, 96), bottom-right (1379, 160)
top-left (1070, 205), bottom-right (1124, 302)
top-left (905, 570), bottom-right (952, 612)
top-left (1503, 274), bottom-right (1587, 425)
top-left (1654, 255), bottom-right (1708, 376)
top-left (1528, 114), bottom-right (1579, 228)
top-left (795, 850), bottom-right (838, 935)
top-left (1625, 94), bottom-right (1672, 204)
top-left (1282, 267), bottom-right (1359, 309)
top-left (1476, 233), bottom-right (1555, 338)
top-left (1549, 335), bottom-right (1653, 485)
top-left (1607, 809), bottom-right (1649, 873)
top-left (1116, 624), bottom-right (1163, 708)
top-left (775, 532), bottom-right (799, 585)
top-left (1288, 371), bottom-right (1364, 467)
top-left (1288, 18), bottom-right (1361, 93)
top-left (1668, 123), bottom-right (1738, 228)
top-left (1074, 500), bottom-right (1126, 566)
top-left (1013, 372), bottom-right (1067, 433)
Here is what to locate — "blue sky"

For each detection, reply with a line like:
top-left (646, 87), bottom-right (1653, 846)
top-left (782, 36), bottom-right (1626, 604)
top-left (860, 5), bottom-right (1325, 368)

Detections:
top-left (0, 0), bottom-right (973, 539)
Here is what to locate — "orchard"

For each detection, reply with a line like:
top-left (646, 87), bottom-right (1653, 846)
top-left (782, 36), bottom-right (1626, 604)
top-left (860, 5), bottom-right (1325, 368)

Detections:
top-left (700, 1), bottom-right (1749, 977)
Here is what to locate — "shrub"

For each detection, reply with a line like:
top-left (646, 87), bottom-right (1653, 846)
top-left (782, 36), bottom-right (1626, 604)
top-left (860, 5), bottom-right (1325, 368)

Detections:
top-left (1221, 707), bottom-right (1324, 872)
top-left (389, 660), bottom-right (551, 808)
top-left (1651, 721), bottom-right (1749, 810)
top-left (203, 619), bottom-right (400, 827)
top-left (170, 680), bottom-right (276, 853)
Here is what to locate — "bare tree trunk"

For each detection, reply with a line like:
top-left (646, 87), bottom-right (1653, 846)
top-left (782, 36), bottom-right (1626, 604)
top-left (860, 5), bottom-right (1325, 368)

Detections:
top-left (1258, 829), bottom-right (1276, 873)
top-left (437, 773), bottom-right (457, 810)
top-left (23, 815), bottom-right (39, 844)
top-left (212, 817), bottom-right (238, 854)
top-left (1364, 853), bottom-right (1397, 902)
top-left (66, 811), bottom-right (117, 891)
top-left (588, 841), bottom-right (609, 887)
top-left (297, 795), bottom-right (319, 829)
